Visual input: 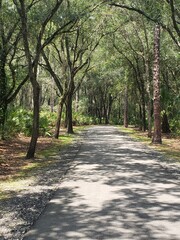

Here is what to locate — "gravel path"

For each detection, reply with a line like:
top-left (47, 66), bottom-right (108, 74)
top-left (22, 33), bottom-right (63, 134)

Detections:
top-left (1, 126), bottom-right (180, 240)
top-left (0, 135), bottom-right (83, 240)
top-left (24, 126), bottom-right (180, 240)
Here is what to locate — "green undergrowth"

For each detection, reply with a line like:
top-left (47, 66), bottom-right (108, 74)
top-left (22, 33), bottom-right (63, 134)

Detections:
top-left (0, 127), bottom-right (87, 201)
top-left (149, 140), bottom-right (180, 163)
top-left (38, 135), bottom-right (75, 158)
top-left (118, 126), bottom-right (180, 164)
top-left (119, 126), bottom-right (150, 142)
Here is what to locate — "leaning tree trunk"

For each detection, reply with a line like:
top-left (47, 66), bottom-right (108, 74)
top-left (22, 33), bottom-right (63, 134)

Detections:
top-left (54, 101), bottom-right (64, 139)
top-left (54, 95), bottom-right (66, 139)
top-left (152, 24), bottom-right (162, 144)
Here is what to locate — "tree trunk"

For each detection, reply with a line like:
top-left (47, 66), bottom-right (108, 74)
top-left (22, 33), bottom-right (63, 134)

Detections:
top-left (26, 81), bottom-right (40, 158)
top-left (0, 103), bottom-right (7, 140)
top-left (144, 22), bottom-right (152, 138)
top-left (106, 94), bottom-right (113, 124)
top-left (97, 108), bottom-right (102, 124)
top-left (147, 94), bottom-right (152, 137)
top-left (66, 93), bottom-right (74, 134)
top-left (124, 86), bottom-right (128, 128)
top-left (0, 53), bottom-right (7, 139)
top-left (54, 98), bottom-right (65, 139)
top-left (105, 114), bottom-right (109, 124)
top-left (50, 83), bottom-right (55, 113)
top-left (104, 101), bottom-right (109, 124)
top-left (162, 111), bottom-right (171, 133)
top-left (147, 77), bottom-right (152, 137)
top-left (142, 94), bottom-right (146, 132)
top-left (152, 24), bottom-right (162, 144)
top-left (75, 90), bottom-right (79, 112)
top-left (64, 103), bottom-right (68, 128)
top-left (139, 103), bottom-right (143, 131)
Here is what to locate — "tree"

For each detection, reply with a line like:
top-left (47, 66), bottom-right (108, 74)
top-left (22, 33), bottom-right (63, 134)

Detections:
top-left (152, 24), bottom-right (162, 144)
top-left (13, 0), bottom-right (75, 158)
top-left (0, 1), bottom-right (25, 139)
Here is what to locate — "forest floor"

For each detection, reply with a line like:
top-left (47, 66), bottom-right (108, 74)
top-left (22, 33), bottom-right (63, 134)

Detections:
top-left (0, 128), bottom-right (77, 181)
top-left (0, 126), bottom-right (180, 181)
top-left (0, 136), bottom-right (53, 180)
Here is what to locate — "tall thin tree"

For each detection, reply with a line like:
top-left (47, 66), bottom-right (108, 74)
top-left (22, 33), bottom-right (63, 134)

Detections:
top-left (152, 23), bottom-right (162, 144)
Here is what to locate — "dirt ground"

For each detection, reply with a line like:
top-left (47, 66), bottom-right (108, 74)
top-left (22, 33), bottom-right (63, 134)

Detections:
top-left (0, 136), bottom-right (53, 180)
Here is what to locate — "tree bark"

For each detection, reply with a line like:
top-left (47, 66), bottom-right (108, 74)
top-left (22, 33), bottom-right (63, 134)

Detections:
top-left (147, 86), bottom-right (152, 138)
top-left (124, 86), bottom-right (128, 128)
top-left (75, 90), bottom-right (79, 112)
top-left (54, 95), bottom-right (66, 139)
top-left (152, 24), bottom-right (162, 144)
top-left (143, 20), bottom-right (152, 137)
top-left (106, 93), bottom-right (113, 124)
top-left (141, 91), bottom-right (146, 131)
top-left (0, 50), bottom-right (7, 139)
top-left (26, 81), bottom-right (40, 158)
top-left (146, 61), bottom-right (152, 137)
top-left (162, 111), bottom-right (171, 133)
top-left (66, 93), bottom-right (74, 134)
top-left (139, 103), bottom-right (143, 131)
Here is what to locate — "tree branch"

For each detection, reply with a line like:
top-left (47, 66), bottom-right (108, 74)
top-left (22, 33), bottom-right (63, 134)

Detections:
top-left (41, 50), bottom-right (63, 95)
top-left (109, 2), bottom-right (180, 47)
top-left (169, 0), bottom-right (180, 37)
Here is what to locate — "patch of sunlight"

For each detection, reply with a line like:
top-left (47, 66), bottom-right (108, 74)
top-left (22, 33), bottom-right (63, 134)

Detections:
top-left (0, 177), bottom-right (35, 194)
top-left (118, 126), bottom-right (180, 164)
top-left (56, 180), bottom-right (120, 211)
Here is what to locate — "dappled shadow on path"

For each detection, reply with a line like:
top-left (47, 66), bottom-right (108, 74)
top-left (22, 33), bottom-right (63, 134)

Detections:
top-left (24, 126), bottom-right (180, 240)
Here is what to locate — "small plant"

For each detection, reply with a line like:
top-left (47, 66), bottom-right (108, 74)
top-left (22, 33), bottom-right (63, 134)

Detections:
top-left (73, 112), bottom-right (95, 126)
top-left (5, 108), bottom-right (33, 137)
top-left (4, 108), bottom-right (57, 138)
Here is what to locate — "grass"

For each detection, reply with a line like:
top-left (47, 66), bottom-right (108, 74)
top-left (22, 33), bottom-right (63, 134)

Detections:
top-left (37, 135), bottom-right (74, 158)
top-left (118, 126), bottom-right (180, 164)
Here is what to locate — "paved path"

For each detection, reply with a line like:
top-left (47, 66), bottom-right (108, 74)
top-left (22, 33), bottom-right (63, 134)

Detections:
top-left (23, 126), bottom-right (180, 240)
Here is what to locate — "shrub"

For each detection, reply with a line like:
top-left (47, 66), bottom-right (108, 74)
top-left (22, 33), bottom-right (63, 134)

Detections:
top-left (170, 118), bottom-right (180, 136)
top-left (73, 112), bottom-right (95, 126)
top-left (39, 111), bottom-right (57, 136)
top-left (4, 108), bottom-right (57, 137)
top-left (6, 108), bottom-right (33, 137)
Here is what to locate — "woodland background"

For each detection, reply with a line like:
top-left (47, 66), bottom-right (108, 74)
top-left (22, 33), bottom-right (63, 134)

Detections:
top-left (0, 0), bottom-right (179, 159)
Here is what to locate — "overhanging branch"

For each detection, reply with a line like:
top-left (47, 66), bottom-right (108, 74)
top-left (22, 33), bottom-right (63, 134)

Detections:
top-left (109, 2), bottom-right (180, 47)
